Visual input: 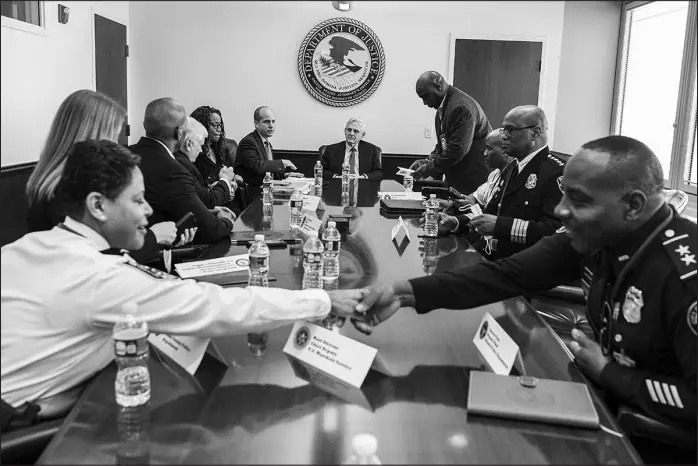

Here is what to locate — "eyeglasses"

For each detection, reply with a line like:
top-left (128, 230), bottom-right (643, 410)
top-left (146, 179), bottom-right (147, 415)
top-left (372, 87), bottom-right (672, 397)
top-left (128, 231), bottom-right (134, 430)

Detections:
top-left (209, 122), bottom-right (223, 130)
top-left (501, 125), bottom-right (537, 137)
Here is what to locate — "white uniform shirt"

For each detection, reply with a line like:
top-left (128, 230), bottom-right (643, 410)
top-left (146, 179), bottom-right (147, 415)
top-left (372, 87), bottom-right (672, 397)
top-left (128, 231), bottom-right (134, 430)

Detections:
top-left (0, 217), bottom-right (331, 406)
top-left (472, 169), bottom-right (502, 207)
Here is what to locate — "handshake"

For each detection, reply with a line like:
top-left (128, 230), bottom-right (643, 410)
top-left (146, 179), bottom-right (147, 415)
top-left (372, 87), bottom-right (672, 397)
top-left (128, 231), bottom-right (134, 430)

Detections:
top-left (324, 283), bottom-right (415, 335)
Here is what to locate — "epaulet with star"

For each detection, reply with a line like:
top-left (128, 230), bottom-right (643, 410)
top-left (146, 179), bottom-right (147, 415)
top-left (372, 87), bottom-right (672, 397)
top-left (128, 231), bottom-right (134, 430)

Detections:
top-left (660, 216), bottom-right (697, 281)
top-left (119, 253), bottom-right (180, 280)
top-left (546, 153), bottom-right (566, 168)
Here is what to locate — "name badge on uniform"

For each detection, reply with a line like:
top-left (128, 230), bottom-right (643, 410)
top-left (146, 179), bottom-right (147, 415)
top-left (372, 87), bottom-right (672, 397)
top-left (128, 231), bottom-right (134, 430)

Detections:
top-left (440, 136), bottom-right (446, 151)
top-left (622, 286), bottom-right (643, 324)
top-left (525, 174), bottom-right (537, 189)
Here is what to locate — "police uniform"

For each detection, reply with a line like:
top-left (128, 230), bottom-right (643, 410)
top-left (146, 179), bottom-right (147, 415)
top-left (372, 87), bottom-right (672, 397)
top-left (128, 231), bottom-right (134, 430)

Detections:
top-left (453, 146), bottom-right (565, 260)
top-left (408, 204), bottom-right (696, 431)
top-left (1, 217), bottom-right (332, 408)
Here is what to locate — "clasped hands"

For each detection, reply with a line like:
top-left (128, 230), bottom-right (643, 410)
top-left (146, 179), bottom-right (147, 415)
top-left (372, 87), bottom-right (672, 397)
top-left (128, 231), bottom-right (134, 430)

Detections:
top-left (325, 284), bottom-right (411, 335)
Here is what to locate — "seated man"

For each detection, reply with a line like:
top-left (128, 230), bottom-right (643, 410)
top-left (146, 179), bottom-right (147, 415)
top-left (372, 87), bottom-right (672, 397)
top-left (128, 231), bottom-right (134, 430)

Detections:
top-left (234, 106), bottom-right (297, 200)
top-left (0, 140), bottom-right (370, 415)
top-left (360, 135), bottom-right (697, 463)
top-left (435, 106), bottom-right (564, 260)
top-left (175, 117), bottom-right (238, 210)
top-left (321, 117), bottom-right (383, 181)
top-left (129, 98), bottom-right (235, 243)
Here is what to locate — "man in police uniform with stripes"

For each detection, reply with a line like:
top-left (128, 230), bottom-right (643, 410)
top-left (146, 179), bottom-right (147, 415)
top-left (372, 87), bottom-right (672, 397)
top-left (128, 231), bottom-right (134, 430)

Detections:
top-left (444, 105), bottom-right (565, 260)
top-left (358, 135), bottom-right (696, 462)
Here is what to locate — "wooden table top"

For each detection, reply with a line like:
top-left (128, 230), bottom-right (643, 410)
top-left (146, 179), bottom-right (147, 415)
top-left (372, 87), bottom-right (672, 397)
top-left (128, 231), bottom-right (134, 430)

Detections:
top-left (39, 179), bottom-right (641, 465)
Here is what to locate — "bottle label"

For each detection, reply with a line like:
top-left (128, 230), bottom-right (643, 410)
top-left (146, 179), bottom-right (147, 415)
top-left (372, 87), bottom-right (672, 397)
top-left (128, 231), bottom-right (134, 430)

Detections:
top-left (114, 337), bottom-right (149, 358)
top-left (304, 252), bottom-right (321, 263)
top-left (323, 239), bottom-right (339, 252)
top-left (290, 200), bottom-right (302, 209)
top-left (249, 255), bottom-right (269, 271)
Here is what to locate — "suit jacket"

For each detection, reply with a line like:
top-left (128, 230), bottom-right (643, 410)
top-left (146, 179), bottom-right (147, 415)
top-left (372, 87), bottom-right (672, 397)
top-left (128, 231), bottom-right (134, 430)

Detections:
top-left (321, 140), bottom-right (383, 181)
top-left (174, 150), bottom-right (230, 209)
top-left (430, 86), bottom-right (491, 193)
top-left (455, 146), bottom-right (565, 260)
top-left (130, 137), bottom-right (233, 244)
top-left (234, 131), bottom-right (285, 187)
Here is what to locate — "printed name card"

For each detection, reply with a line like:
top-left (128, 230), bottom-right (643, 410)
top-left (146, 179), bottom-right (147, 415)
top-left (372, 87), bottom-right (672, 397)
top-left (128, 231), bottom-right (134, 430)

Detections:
top-left (148, 333), bottom-right (211, 375)
top-left (301, 195), bottom-right (321, 212)
top-left (396, 166), bottom-right (415, 176)
top-left (283, 321), bottom-right (378, 388)
top-left (298, 214), bottom-right (322, 235)
top-left (174, 254), bottom-right (249, 279)
top-left (473, 312), bottom-right (520, 375)
top-left (379, 191), bottom-right (423, 201)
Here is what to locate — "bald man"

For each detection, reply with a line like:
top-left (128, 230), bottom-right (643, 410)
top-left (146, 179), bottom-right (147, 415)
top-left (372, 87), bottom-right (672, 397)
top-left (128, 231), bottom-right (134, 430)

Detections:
top-left (410, 71), bottom-right (491, 193)
top-left (131, 98), bottom-right (235, 244)
top-left (444, 106), bottom-right (565, 260)
top-left (358, 135), bottom-right (697, 463)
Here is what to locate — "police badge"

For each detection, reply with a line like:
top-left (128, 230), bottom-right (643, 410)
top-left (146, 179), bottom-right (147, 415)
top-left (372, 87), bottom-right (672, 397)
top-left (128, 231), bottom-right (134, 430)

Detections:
top-left (525, 173), bottom-right (537, 189)
top-left (622, 286), bottom-right (644, 324)
top-left (440, 135), bottom-right (446, 151)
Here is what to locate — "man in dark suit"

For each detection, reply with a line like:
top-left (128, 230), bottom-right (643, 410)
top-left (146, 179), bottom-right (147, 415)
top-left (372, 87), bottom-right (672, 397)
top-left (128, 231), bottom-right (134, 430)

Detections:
top-left (130, 98), bottom-right (235, 244)
top-left (174, 117), bottom-right (237, 210)
top-left (234, 106), bottom-right (298, 200)
top-left (321, 117), bottom-right (383, 181)
top-left (411, 71), bottom-right (491, 193)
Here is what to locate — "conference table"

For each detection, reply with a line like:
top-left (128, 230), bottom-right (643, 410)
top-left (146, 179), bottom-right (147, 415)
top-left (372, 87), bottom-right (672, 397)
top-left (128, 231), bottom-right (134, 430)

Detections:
top-left (38, 179), bottom-right (641, 464)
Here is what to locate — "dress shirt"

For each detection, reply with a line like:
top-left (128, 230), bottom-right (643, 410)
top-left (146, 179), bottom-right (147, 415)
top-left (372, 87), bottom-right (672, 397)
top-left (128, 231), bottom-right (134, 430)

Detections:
top-left (0, 216), bottom-right (332, 407)
top-left (517, 145), bottom-right (548, 173)
top-left (257, 131), bottom-right (273, 160)
top-left (343, 143), bottom-right (364, 178)
top-left (144, 137), bottom-right (175, 160)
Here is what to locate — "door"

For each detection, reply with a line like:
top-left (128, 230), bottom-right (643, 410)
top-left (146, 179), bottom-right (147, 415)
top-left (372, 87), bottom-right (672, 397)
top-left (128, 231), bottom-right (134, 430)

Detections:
top-left (94, 14), bottom-right (128, 145)
top-left (453, 39), bottom-right (542, 129)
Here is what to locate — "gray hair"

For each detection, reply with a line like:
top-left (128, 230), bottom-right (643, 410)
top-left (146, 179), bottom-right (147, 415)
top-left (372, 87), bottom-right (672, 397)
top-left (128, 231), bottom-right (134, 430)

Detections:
top-left (345, 117), bottom-right (366, 133)
top-left (183, 116), bottom-right (207, 145)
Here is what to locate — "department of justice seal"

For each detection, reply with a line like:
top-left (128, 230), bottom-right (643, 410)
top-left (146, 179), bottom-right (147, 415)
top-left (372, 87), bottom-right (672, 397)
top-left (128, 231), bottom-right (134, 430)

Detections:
top-left (294, 326), bottom-right (311, 349)
top-left (298, 17), bottom-right (386, 107)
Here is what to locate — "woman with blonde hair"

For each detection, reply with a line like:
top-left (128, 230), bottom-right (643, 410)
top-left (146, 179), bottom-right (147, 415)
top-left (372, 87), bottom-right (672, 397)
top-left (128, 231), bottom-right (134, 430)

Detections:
top-left (26, 89), bottom-right (192, 261)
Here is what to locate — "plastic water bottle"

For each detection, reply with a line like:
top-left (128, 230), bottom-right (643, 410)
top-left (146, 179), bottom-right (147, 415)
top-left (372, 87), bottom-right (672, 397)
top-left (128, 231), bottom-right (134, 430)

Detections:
top-left (289, 189), bottom-right (304, 228)
top-left (422, 237), bottom-right (438, 275)
top-left (113, 303), bottom-right (151, 407)
top-left (262, 172), bottom-right (273, 215)
top-left (423, 194), bottom-right (440, 237)
top-left (343, 434), bottom-right (382, 464)
top-left (248, 234), bottom-right (270, 356)
top-left (322, 221), bottom-right (341, 280)
top-left (342, 160), bottom-right (350, 185)
top-left (403, 174), bottom-right (413, 191)
top-left (314, 160), bottom-right (323, 197)
top-left (302, 231), bottom-right (324, 290)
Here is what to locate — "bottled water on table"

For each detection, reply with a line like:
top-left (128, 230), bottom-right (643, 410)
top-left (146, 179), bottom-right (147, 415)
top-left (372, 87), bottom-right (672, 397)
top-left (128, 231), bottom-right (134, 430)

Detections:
top-left (343, 434), bottom-right (382, 464)
top-left (262, 172), bottom-right (273, 213)
top-left (341, 160), bottom-right (350, 185)
top-left (403, 174), bottom-right (413, 191)
top-left (289, 189), bottom-right (304, 228)
top-left (322, 221), bottom-right (341, 280)
top-left (113, 303), bottom-right (151, 407)
top-left (314, 160), bottom-right (323, 197)
top-left (422, 237), bottom-right (438, 275)
top-left (423, 194), bottom-right (440, 237)
top-left (247, 234), bottom-right (270, 356)
top-left (302, 231), bottom-right (324, 290)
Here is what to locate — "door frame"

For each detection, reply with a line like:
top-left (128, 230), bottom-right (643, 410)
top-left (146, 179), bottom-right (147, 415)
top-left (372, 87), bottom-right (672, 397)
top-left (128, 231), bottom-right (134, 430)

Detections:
top-left (90, 6), bottom-right (130, 145)
top-left (447, 33), bottom-right (548, 111)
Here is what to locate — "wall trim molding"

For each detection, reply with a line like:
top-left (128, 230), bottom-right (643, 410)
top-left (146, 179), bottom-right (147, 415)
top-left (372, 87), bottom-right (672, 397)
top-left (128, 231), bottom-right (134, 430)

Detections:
top-left (1, 161), bottom-right (37, 177)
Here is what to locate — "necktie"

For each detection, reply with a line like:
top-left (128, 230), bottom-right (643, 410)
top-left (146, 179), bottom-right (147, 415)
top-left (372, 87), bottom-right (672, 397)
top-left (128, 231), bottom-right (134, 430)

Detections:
top-left (350, 147), bottom-right (357, 175)
top-left (264, 140), bottom-right (273, 161)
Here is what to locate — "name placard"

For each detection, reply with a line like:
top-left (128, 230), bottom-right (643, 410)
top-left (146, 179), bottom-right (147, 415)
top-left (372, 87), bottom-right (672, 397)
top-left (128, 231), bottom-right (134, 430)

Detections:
top-left (283, 321), bottom-right (377, 388)
top-left (298, 214), bottom-right (322, 235)
top-left (301, 195), bottom-right (321, 212)
top-left (174, 254), bottom-right (249, 279)
top-left (473, 313), bottom-right (520, 375)
top-left (148, 334), bottom-right (210, 375)
top-left (379, 191), bottom-right (423, 201)
top-left (396, 166), bottom-right (415, 176)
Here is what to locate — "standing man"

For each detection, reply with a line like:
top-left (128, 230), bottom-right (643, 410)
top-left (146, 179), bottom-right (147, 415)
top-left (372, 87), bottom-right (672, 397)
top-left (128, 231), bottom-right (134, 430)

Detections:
top-left (235, 106), bottom-right (297, 201)
top-left (321, 117), bottom-right (383, 181)
top-left (410, 71), bottom-right (491, 193)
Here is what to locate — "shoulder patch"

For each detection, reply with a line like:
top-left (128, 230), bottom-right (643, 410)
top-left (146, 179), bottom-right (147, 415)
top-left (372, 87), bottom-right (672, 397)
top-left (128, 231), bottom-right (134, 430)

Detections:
top-left (661, 217), bottom-right (697, 281)
top-left (547, 154), bottom-right (566, 167)
top-left (688, 301), bottom-right (697, 336)
top-left (121, 255), bottom-right (179, 280)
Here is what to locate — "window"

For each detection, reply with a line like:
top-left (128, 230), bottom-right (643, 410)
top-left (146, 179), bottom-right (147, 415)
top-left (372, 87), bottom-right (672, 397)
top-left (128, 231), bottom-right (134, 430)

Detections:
top-left (612, 1), bottom-right (697, 194)
top-left (1, 1), bottom-right (41, 26)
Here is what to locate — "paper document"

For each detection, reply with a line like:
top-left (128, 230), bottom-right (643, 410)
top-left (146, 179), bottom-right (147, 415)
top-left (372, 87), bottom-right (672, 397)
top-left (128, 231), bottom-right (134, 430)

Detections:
top-left (396, 167), bottom-right (415, 176)
top-left (302, 195), bottom-right (321, 212)
top-left (464, 203), bottom-right (483, 219)
top-left (148, 333), bottom-right (210, 375)
top-left (174, 254), bottom-right (249, 279)
top-left (378, 191), bottom-right (424, 201)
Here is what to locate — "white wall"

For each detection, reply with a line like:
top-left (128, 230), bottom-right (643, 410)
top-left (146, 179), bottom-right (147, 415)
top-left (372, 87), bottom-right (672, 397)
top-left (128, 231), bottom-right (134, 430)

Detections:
top-left (553, 1), bottom-right (621, 154)
top-left (0, 0), bottom-right (129, 167)
top-left (128, 1), bottom-right (566, 155)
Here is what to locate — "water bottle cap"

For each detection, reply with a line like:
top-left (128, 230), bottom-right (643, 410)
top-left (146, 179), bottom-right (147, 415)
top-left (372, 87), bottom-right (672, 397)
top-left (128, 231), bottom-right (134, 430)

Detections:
top-left (430, 194), bottom-right (437, 199)
top-left (254, 234), bottom-right (264, 242)
top-left (352, 434), bottom-right (378, 456)
top-left (307, 230), bottom-right (318, 237)
top-left (327, 221), bottom-right (336, 228)
top-left (122, 302), bottom-right (138, 315)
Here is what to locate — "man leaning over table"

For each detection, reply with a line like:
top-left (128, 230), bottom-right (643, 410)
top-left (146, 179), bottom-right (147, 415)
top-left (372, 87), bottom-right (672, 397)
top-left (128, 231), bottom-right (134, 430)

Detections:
top-left (321, 117), bottom-right (383, 181)
top-left (357, 135), bottom-right (697, 463)
top-left (0, 140), bottom-right (376, 419)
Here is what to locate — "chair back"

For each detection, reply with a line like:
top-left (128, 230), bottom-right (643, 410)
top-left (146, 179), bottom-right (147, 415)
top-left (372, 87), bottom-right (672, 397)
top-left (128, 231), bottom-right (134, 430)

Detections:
top-left (224, 138), bottom-right (238, 166)
top-left (318, 145), bottom-right (327, 160)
